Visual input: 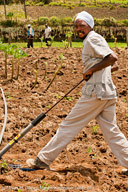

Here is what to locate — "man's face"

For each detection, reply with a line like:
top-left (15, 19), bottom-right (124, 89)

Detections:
top-left (75, 19), bottom-right (91, 39)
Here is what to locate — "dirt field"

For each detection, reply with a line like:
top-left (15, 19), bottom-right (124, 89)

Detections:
top-left (0, 46), bottom-right (128, 192)
top-left (26, 5), bottom-right (128, 20)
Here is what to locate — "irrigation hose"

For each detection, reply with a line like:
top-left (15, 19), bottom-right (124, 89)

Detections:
top-left (0, 88), bottom-right (7, 144)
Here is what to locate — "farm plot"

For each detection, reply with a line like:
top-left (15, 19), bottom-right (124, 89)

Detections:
top-left (0, 47), bottom-right (128, 192)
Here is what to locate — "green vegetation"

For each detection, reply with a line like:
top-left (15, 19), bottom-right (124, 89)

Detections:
top-left (0, 41), bottom-right (27, 79)
top-left (92, 125), bottom-right (99, 134)
top-left (0, 160), bottom-right (8, 173)
top-left (6, 41), bottom-right (127, 48)
top-left (40, 181), bottom-right (50, 191)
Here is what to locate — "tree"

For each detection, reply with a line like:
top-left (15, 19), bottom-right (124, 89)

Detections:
top-left (3, 0), bottom-right (7, 19)
top-left (23, 0), bottom-right (27, 19)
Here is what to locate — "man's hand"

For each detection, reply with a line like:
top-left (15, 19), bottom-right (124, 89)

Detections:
top-left (111, 61), bottom-right (119, 73)
top-left (83, 70), bottom-right (93, 81)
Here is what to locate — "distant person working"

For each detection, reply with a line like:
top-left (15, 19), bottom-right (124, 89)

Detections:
top-left (44, 24), bottom-right (51, 46)
top-left (27, 24), bottom-right (34, 48)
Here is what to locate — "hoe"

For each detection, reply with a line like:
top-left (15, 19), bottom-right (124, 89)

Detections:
top-left (0, 79), bottom-right (84, 163)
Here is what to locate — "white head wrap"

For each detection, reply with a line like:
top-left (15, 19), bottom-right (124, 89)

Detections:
top-left (75, 11), bottom-right (94, 29)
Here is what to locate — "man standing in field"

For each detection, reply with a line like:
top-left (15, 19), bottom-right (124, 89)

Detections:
top-left (27, 24), bottom-right (34, 48)
top-left (27, 11), bottom-right (128, 175)
top-left (44, 24), bottom-right (51, 46)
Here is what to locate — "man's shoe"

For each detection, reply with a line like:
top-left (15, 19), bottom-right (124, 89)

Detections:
top-left (122, 168), bottom-right (128, 176)
top-left (26, 157), bottom-right (49, 169)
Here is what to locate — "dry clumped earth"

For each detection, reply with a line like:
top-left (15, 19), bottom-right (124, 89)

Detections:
top-left (26, 6), bottom-right (128, 20)
top-left (0, 46), bottom-right (128, 192)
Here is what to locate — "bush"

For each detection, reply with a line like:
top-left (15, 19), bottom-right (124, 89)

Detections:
top-left (79, 3), bottom-right (86, 7)
top-left (122, 19), bottom-right (128, 26)
top-left (60, 17), bottom-right (73, 25)
top-left (38, 17), bottom-right (49, 25)
top-left (0, 20), bottom-right (17, 27)
top-left (36, 2), bottom-right (44, 6)
top-left (42, 0), bottom-right (52, 4)
top-left (49, 16), bottom-right (60, 26)
top-left (49, 2), bottom-right (61, 6)
top-left (101, 17), bottom-right (117, 27)
top-left (94, 18), bottom-right (102, 26)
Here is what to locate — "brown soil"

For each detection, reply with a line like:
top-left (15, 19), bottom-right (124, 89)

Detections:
top-left (26, 5), bottom-right (128, 20)
top-left (0, 47), bottom-right (128, 192)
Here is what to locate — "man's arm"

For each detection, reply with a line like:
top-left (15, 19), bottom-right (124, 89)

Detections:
top-left (83, 52), bottom-right (118, 80)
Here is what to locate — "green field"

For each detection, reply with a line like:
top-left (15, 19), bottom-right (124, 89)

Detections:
top-left (9, 41), bottom-right (127, 48)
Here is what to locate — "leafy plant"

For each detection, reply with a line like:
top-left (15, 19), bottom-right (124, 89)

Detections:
top-left (38, 17), bottom-right (49, 25)
top-left (7, 12), bottom-right (14, 21)
top-left (49, 16), bottom-right (60, 26)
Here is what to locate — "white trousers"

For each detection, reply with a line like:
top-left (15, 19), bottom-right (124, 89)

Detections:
top-left (38, 95), bottom-right (128, 168)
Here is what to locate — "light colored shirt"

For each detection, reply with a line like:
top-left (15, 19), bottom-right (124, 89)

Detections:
top-left (44, 26), bottom-right (51, 38)
top-left (82, 31), bottom-right (117, 100)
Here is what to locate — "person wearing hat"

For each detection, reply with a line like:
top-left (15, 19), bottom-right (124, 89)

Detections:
top-left (27, 24), bottom-right (34, 48)
top-left (44, 24), bottom-right (51, 46)
top-left (26, 11), bottom-right (128, 175)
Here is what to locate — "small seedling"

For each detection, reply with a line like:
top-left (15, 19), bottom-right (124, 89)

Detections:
top-left (64, 96), bottom-right (72, 101)
top-left (56, 94), bottom-right (61, 99)
top-left (92, 125), bottom-right (99, 134)
top-left (40, 181), bottom-right (49, 191)
top-left (17, 189), bottom-right (22, 192)
top-left (92, 153), bottom-right (97, 159)
top-left (46, 105), bottom-right (51, 109)
top-left (122, 98), bottom-right (126, 103)
top-left (6, 92), bottom-right (14, 99)
top-left (0, 160), bottom-right (8, 173)
top-left (126, 113), bottom-right (128, 117)
top-left (88, 146), bottom-right (92, 153)
top-left (13, 159), bottom-right (17, 163)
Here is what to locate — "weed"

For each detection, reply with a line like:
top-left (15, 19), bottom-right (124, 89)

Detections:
top-left (0, 160), bottom-right (8, 173)
top-left (56, 94), bottom-right (61, 99)
top-left (92, 125), bottom-right (99, 134)
top-left (46, 105), bottom-right (51, 108)
top-left (122, 98), bottom-right (126, 103)
top-left (92, 153), bottom-right (97, 159)
top-left (64, 96), bottom-right (72, 101)
top-left (6, 92), bottom-right (14, 99)
top-left (88, 146), bottom-right (92, 153)
top-left (17, 189), bottom-right (22, 192)
top-left (40, 181), bottom-right (50, 191)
